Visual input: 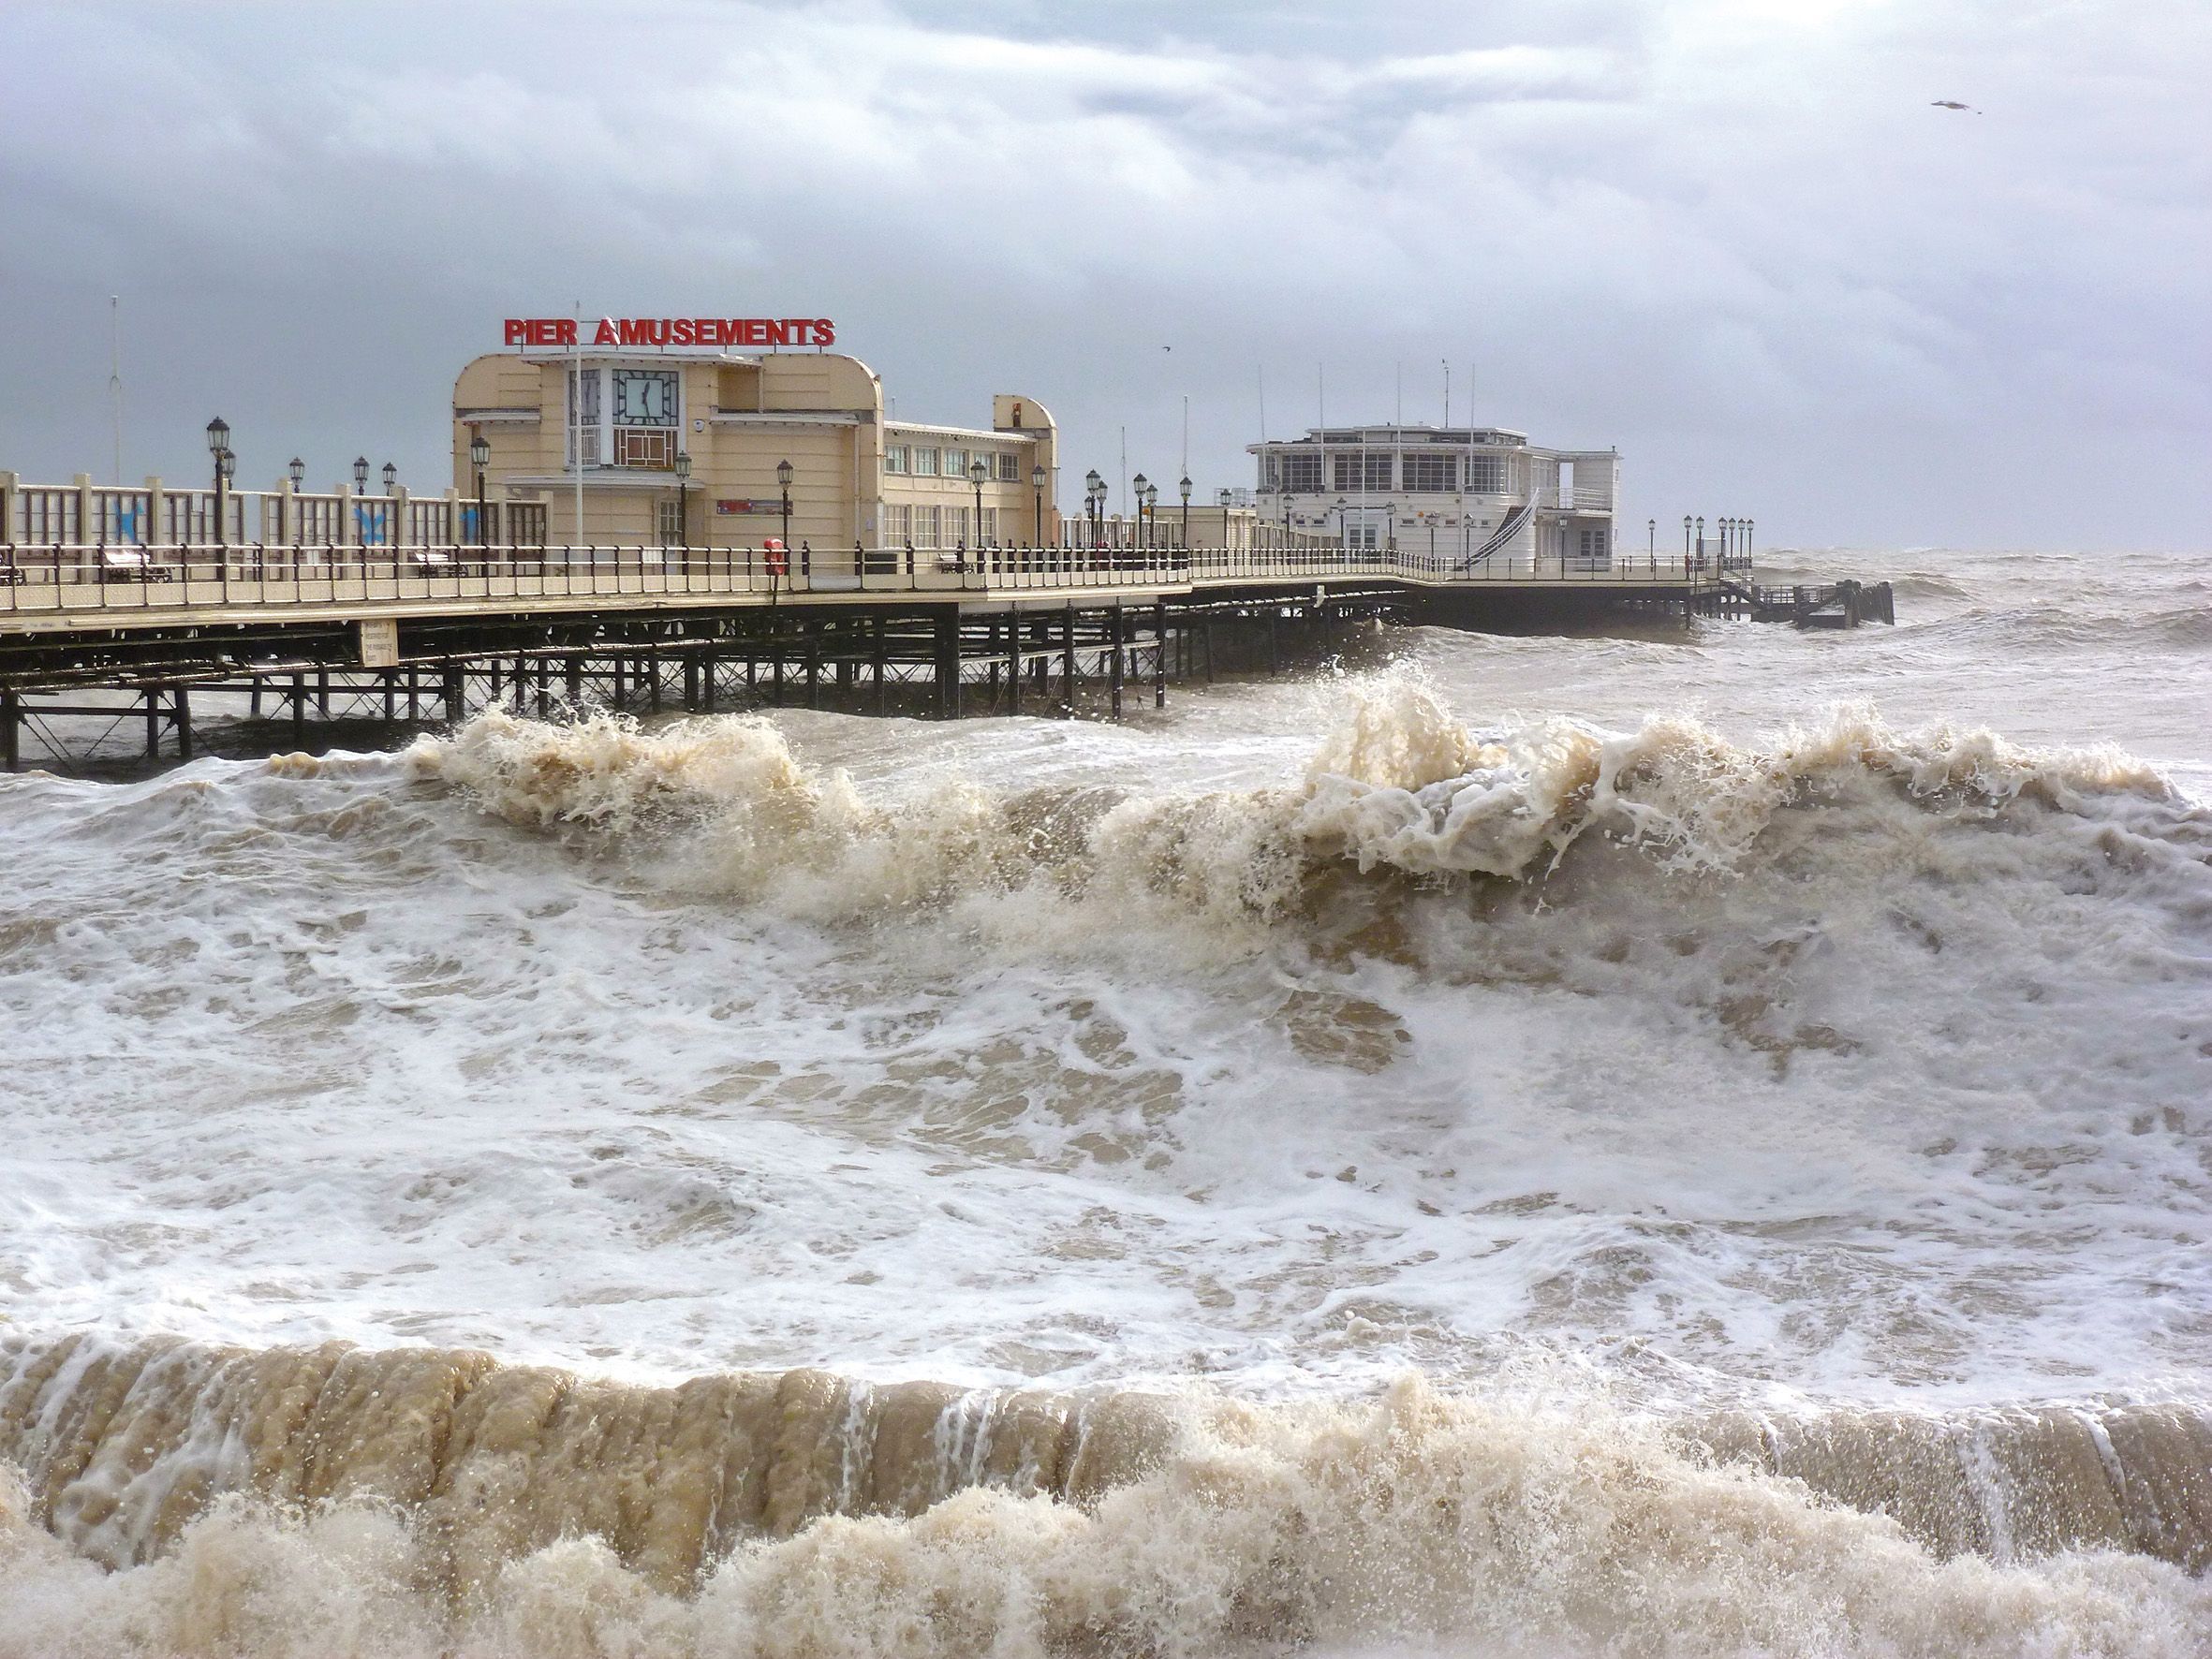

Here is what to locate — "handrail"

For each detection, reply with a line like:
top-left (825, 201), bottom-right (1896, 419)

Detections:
top-left (0, 540), bottom-right (1712, 625)
top-left (1454, 496), bottom-right (1538, 572)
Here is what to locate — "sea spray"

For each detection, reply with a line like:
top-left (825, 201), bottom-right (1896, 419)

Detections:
top-left (3, 1334), bottom-right (2210, 1657)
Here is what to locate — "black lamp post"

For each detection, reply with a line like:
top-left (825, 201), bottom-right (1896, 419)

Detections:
top-left (776, 458), bottom-right (793, 563)
top-left (382, 462), bottom-right (397, 495)
top-left (1178, 474), bottom-right (1191, 553)
top-left (469, 429), bottom-right (491, 548)
top-left (354, 456), bottom-right (370, 492)
top-left (1130, 474), bottom-right (1148, 551)
top-left (1031, 463), bottom-right (1046, 545)
top-left (967, 456), bottom-right (988, 553)
top-left (289, 456), bottom-right (306, 548)
top-left (206, 416), bottom-right (231, 548)
top-left (1745, 518), bottom-right (1754, 565)
top-left (1682, 514), bottom-right (1692, 559)
top-left (1695, 516), bottom-right (1705, 567)
top-left (1143, 481), bottom-right (1159, 552)
top-left (1084, 469), bottom-right (1103, 547)
top-left (1647, 518), bottom-right (1655, 559)
top-left (673, 450), bottom-right (691, 551)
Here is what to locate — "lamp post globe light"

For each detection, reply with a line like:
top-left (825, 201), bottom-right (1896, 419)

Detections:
top-left (1647, 517), bottom-right (1655, 559)
top-left (1683, 513), bottom-right (1692, 557)
top-left (288, 457), bottom-right (305, 489)
top-left (775, 458), bottom-right (794, 566)
top-left (1178, 475), bottom-right (1191, 555)
top-left (288, 457), bottom-right (306, 549)
top-left (382, 462), bottom-right (397, 494)
top-left (1143, 481), bottom-right (1159, 551)
top-left (206, 417), bottom-right (231, 549)
top-left (469, 429), bottom-right (491, 549)
top-left (1696, 516), bottom-right (1704, 564)
top-left (1745, 518), bottom-right (1754, 564)
top-left (354, 457), bottom-right (370, 492)
top-left (968, 456), bottom-right (988, 551)
top-left (1031, 463), bottom-right (1046, 546)
top-left (1130, 473), bottom-right (1148, 548)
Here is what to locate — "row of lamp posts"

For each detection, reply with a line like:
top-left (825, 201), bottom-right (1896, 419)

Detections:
top-left (1646, 516), bottom-right (1755, 566)
top-left (201, 420), bottom-right (1145, 567)
top-left (207, 417), bottom-right (400, 550)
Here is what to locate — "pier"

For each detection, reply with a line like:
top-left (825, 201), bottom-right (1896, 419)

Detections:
top-left (0, 536), bottom-right (1710, 770)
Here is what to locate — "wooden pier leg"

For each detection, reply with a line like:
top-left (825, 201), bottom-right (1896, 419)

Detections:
top-left (1006, 613), bottom-right (1022, 718)
top-left (612, 656), bottom-right (627, 710)
top-left (1110, 606), bottom-right (1125, 720)
top-left (806, 623), bottom-right (821, 710)
top-left (934, 610), bottom-right (962, 719)
top-left (537, 660), bottom-right (552, 719)
top-left (1203, 618), bottom-right (1216, 683)
top-left (144, 688), bottom-right (161, 758)
top-left (174, 685), bottom-right (193, 760)
top-left (291, 674), bottom-right (307, 746)
top-left (565, 657), bottom-right (582, 709)
top-left (649, 647), bottom-right (663, 712)
top-left (444, 667), bottom-right (464, 723)
top-left (1154, 600), bottom-right (1168, 709)
top-left (406, 668), bottom-right (420, 721)
top-left (1, 689), bottom-right (18, 773)
top-left (872, 616), bottom-right (888, 715)
top-left (1062, 604), bottom-right (1077, 715)
top-left (249, 681), bottom-right (262, 718)
top-left (317, 668), bottom-right (331, 719)
top-left (384, 670), bottom-right (397, 725)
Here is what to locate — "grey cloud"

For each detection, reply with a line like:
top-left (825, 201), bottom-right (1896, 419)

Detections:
top-left (0, 0), bottom-right (2205, 546)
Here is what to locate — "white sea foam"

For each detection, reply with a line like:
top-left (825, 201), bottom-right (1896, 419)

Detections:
top-left (3, 544), bottom-right (2208, 1650)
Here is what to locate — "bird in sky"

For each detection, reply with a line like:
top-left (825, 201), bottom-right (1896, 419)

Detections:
top-left (1931, 99), bottom-right (1982, 112)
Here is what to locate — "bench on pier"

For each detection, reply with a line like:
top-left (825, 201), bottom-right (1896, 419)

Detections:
top-left (99, 548), bottom-right (172, 580)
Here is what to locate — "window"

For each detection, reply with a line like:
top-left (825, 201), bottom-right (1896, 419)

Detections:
top-left (613, 428), bottom-right (675, 467)
top-left (946, 506), bottom-right (969, 545)
top-left (1401, 454), bottom-right (1457, 492)
top-left (1332, 453), bottom-right (1392, 492)
top-left (97, 492), bottom-right (151, 544)
top-left (941, 448), bottom-right (966, 478)
top-left (883, 445), bottom-right (908, 476)
top-left (884, 503), bottom-right (910, 543)
top-left (914, 505), bottom-right (939, 547)
top-left (509, 503), bottom-right (548, 548)
top-left (567, 368), bottom-right (602, 466)
top-left (981, 507), bottom-right (997, 542)
top-left (657, 499), bottom-right (685, 548)
top-left (1465, 455), bottom-right (1507, 493)
top-left (995, 452), bottom-right (1020, 483)
top-left (20, 489), bottom-right (80, 543)
top-left (913, 447), bottom-right (939, 477)
top-left (1279, 452), bottom-right (1321, 492)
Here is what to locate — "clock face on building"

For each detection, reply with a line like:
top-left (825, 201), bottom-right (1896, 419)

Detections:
top-left (613, 370), bottom-right (678, 427)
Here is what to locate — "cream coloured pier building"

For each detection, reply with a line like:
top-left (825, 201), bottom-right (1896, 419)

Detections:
top-left (1251, 424), bottom-right (1619, 569)
top-left (453, 346), bottom-right (1060, 552)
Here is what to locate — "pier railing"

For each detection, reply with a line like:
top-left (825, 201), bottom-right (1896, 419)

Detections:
top-left (0, 541), bottom-right (1708, 622)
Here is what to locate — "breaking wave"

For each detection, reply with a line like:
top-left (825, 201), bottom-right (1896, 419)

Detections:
top-left (3, 1333), bottom-right (2209, 1658)
top-left (403, 683), bottom-right (2197, 945)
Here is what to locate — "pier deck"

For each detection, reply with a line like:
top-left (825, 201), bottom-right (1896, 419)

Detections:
top-left (0, 542), bottom-right (1716, 771)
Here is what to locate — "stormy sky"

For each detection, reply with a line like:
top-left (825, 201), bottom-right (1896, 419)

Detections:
top-left (2, 0), bottom-right (2205, 549)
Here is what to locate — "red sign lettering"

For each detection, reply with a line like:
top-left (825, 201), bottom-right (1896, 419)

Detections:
top-left (502, 316), bottom-right (836, 351)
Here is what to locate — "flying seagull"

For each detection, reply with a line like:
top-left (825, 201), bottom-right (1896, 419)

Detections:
top-left (1931, 99), bottom-right (1982, 112)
